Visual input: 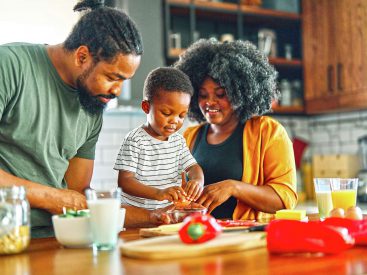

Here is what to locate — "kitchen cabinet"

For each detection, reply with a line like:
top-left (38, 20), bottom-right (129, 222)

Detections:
top-left (163, 0), bottom-right (304, 114)
top-left (303, 0), bottom-right (367, 114)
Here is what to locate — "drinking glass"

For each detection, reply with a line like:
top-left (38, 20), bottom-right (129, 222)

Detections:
top-left (330, 178), bottom-right (358, 211)
top-left (313, 178), bottom-right (333, 219)
top-left (85, 188), bottom-right (121, 251)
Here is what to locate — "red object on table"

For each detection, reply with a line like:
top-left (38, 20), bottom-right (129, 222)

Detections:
top-left (216, 220), bottom-right (260, 227)
top-left (179, 214), bottom-right (222, 244)
top-left (266, 219), bottom-right (354, 254)
top-left (322, 217), bottom-right (367, 245)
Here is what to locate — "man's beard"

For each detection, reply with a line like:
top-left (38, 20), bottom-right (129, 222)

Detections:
top-left (76, 66), bottom-right (116, 115)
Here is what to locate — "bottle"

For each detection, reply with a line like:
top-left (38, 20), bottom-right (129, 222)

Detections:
top-left (291, 80), bottom-right (303, 107)
top-left (0, 186), bottom-right (30, 254)
top-left (279, 79), bottom-right (292, 106)
top-left (301, 159), bottom-right (315, 201)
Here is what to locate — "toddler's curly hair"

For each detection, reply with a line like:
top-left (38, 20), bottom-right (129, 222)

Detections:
top-left (174, 39), bottom-right (279, 123)
top-left (143, 67), bottom-right (193, 102)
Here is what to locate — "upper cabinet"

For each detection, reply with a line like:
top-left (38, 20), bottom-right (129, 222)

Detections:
top-left (303, 0), bottom-right (367, 114)
top-left (163, 0), bottom-right (304, 114)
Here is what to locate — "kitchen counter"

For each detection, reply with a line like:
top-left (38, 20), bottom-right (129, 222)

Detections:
top-left (1, 228), bottom-right (366, 275)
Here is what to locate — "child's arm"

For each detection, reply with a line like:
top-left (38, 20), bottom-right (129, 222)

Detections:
top-left (183, 164), bottom-right (204, 201)
top-left (118, 170), bottom-right (187, 202)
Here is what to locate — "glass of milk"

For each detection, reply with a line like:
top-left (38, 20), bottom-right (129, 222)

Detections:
top-left (85, 188), bottom-right (121, 251)
top-left (313, 178), bottom-right (334, 219)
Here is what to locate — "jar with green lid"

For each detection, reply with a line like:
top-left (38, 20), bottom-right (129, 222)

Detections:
top-left (0, 186), bottom-right (30, 254)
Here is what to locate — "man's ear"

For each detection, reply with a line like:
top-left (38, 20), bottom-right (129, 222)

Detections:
top-left (75, 45), bottom-right (91, 67)
top-left (141, 100), bottom-right (150, 114)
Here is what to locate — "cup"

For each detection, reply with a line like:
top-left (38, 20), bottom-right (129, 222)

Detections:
top-left (168, 32), bottom-right (181, 50)
top-left (284, 44), bottom-right (293, 60)
top-left (330, 178), bottom-right (358, 211)
top-left (85, 188), bottom-right (122, 251)
top-left (313, 178), bottom-right (333, 219)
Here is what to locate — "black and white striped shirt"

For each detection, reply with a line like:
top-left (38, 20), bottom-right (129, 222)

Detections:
top-left (114, 126), bottom-right (197, 209)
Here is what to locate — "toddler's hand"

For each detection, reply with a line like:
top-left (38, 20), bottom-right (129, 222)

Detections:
top-left (157, 186), bottom-right (187, 202)
top-left (183, 179), bottom-right (203, 202)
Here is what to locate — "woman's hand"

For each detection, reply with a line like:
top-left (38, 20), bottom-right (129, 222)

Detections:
top-left (196, 180), bottom-right (236, 213)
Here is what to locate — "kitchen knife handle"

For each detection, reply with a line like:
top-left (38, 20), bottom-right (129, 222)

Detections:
top-left (337, 62), bottom-right (343, 91)
top-left (223, 224), bottom-right (267, 233)
top-left (327, 65), bottom-right (334, 93)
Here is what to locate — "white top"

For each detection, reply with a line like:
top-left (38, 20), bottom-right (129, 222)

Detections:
top-left (114, 126), bottom-right (197, 209)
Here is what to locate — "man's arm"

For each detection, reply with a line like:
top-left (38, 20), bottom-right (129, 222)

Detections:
top-left (123, 204), bottom-right (174, 228)
top-left (0, 168), bottom-right (87, 214)
top-left (64, 157), bottom-right (94, 194)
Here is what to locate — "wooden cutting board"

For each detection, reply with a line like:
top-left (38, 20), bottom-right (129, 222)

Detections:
top-left (139, 223), bottom-right (265, 237)
top-left (120, 231), bottom-right (266, 260)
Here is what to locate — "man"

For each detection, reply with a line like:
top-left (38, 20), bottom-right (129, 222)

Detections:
top-left (0, 0), bottom-right (143, 238)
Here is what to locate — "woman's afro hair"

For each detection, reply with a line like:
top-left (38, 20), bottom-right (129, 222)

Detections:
top-left (174, 38), bottom-right (279, 123)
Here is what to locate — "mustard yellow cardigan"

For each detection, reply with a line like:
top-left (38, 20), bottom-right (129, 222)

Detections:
top-left (183, 116), bottom-right (297, 221)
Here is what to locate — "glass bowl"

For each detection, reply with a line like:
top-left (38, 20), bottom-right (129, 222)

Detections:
top-left (166, 208), bottom-right (207, 223)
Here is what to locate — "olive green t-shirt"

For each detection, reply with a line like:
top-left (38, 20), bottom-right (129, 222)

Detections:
top-left (0, 43), bottom-right (103, 237)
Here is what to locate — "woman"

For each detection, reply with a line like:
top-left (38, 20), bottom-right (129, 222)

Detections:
top-left (174, 39), bottom-right (297, 220)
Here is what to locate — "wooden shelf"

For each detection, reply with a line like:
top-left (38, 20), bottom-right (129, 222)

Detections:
top-left (167, 0), bottom-right (301, 20)
top-left (272, 105), bottom-right (304, 114)
top-left (240, 5), bottom-right (300, 20)
top-left (269, 57), bottom-right (302, 67)
top-left (169, 49), bottom-right (302, 68)
top-left (168, 48), bottom-right (186, 58)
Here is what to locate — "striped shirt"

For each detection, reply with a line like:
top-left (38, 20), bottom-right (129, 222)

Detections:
top-left (114, 126), bottom-right (197, 209)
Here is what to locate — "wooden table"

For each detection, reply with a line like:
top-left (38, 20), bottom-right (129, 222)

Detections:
top-left (0, 229), bottom-right (367, 275)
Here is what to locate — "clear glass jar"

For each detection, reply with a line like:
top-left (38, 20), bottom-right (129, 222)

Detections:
top-left (279, 79), bottom-right (292, 106)
top-left (0, 186), bottom-right (30, 254)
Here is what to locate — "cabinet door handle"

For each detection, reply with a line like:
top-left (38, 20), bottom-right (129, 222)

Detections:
top-left (327, 65), bottom-right (334, 93)
top-left (337, 63), bottom-right (343, 91)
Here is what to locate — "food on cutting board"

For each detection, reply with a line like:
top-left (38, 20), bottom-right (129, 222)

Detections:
top-left (329, 206), bottom-right (363, 220)
top-left (274, 209), bottom-right (307, 221)
top-left (216, 220), bottom-right (260, 227)
top-left (179, 214), bottom-right (222, 244)
top-left (174, 199), bottom-right (191, 208)
top-left (173, 201), bottom-right (206, 210)
top-left (158, 223), bottom-right (183, 232)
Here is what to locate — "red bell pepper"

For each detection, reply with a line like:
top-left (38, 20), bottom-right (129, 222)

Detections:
top-left (322, 217), bottom-right (367, 245)
top-left (266, 220), bottom-right (354, 254)
top-left (179, 214), bottom-right (222, 244)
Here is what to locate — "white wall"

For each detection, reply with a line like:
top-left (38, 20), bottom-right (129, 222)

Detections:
top-left (0, 0), bottom-right (78, 44)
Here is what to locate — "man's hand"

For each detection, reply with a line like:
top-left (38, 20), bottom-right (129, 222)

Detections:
top-left (157, 186), bottom-right (187, 202)
top-left (47, 189), bottom-right (87, 214)
top-left (149, 204), bottom-right (175, 225)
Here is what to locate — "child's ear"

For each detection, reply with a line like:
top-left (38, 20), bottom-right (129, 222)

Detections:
top-left (141, 100), bottom-right (150, 114)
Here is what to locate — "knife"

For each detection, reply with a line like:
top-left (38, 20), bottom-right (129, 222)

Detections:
top-left (223, 224), bottom-right (267, 233)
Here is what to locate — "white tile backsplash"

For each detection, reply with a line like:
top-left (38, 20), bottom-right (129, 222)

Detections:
top-left (274, 110), bottom-right (367, 158)
top-left (91, 108), bottom-right (145, 190)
